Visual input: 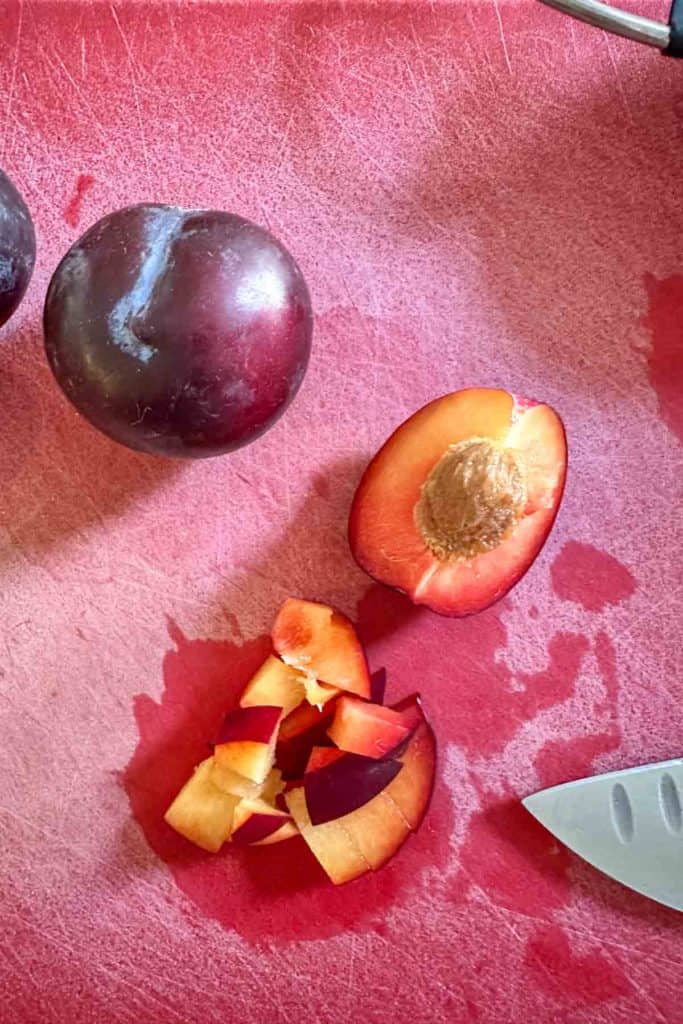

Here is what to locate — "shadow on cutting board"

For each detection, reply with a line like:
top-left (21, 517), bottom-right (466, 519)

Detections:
top-left (0, 321), bottom-right (180, 572)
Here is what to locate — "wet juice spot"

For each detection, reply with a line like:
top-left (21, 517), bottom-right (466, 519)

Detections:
top-left (524, 924), bottom-right (631, 1005)
top-left (64, 173), bottom-right (95, 229)
top-left (551, 542), bottom-right (636, 612)
top-left (641, 273), bottom-right (683, 445)
top-left (451, 795), bottom-right (572, 917)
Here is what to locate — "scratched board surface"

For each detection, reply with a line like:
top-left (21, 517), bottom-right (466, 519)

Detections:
top-left (1, 1), bottom-right (683, 1021)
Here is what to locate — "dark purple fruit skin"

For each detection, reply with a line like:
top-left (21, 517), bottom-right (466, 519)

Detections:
top-left (369, 667), bottom-right (387, 705)
top-left (214, 705), bottom-right (281, 745)
top-left (43, 205), bottom-right (312, 457)
top-left (0, 169), bottom-right (36, 328)
top-left (304, 752), bottom-right (402, 825)
top-left (231, 813), bottom-right (288, 846)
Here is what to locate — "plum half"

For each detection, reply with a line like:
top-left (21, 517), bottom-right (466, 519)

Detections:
top-left (0, 168), bottom-right (35, 328)
top-left (349, 388), bottom-right (566, 615)
top-left (43, 205), bottom-right (312, 457)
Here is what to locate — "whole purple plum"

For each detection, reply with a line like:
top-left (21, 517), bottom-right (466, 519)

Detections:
top-left (44, 205), bottom-right (312, 457)
top-left (0, 168), bottom-right (36, 328)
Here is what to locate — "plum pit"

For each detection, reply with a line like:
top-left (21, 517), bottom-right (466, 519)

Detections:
top-left (415, 437), bottom-right (526, 561)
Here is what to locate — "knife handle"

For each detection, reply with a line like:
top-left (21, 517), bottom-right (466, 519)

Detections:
top-left (538, 0), bottom-right (683, 55)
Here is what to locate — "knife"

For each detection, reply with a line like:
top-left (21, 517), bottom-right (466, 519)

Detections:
top-left (523, 759), bottom-right (683, 911)
top-left (539, 0), bottom-right (683, 57)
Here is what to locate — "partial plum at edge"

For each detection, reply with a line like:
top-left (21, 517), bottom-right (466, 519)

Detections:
top-left (0, 168), bottom-right (35, 328)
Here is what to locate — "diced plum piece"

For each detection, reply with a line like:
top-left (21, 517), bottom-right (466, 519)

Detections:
top-left (333, 791), bottom-right (412, 870)
top-left (303, 752), bottom-right (402, 825)
top-left (259, 767), bottom-right (285, 805)
top-left (164, 757), bottom-right (239, 852)
top-left (389, 693), bottom-right (428, 752)
top-left (213, 743), bottom-right (274, 786)
top-left (230, 798), bottom-right (295, 846)
top-left (272, 598), bottom-right (370, 697)
top-left (213, 705), bottom-right (282, 784)
top-left (254, 820), bottom-right (300, 845)
top-left (305, 746), bottom-right (346, 774)
top-left (370, 667), bottom-right (387, 705)
top-left (288, 703), bottom-right (436, 882)
top-left (210, 761), bottom-right (264, 799)
top-left (383, 698), bottom-right (436, 829)
top-left (239, 656), bottom-right (306, 717)
top-left (349, 388), bottom-right (566, 615)
top-left (275, 701), bottom-right (336, 779)
top-left (391, 693), bottom-right (425, 728)
top-left (302, 678), bottom-right (341, 709)
top-left (275, 777), bottom-right (304, 812)
top-left (278, 701), bottom-right (333, 743)
top-left (316, 709), bottom-right (435, 870)
top-left (285, 787), bottom-right (370, 885)
top-left (327, 696), bottom-right (412, 759)
top-left (215, 705), bottom-right (282, 745)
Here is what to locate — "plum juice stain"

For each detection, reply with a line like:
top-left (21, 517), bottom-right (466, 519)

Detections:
top-left (640, 272), bottom-right (683, 445)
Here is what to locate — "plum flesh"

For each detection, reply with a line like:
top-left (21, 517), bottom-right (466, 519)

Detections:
top-left (0, 168), bottom-right (35, 328)
top-left (303, 752), bottom-right (402, 825)
top-left (44, 205), bottom-right (312, 457)
top-left (349, 388), bottom-right (566, 615)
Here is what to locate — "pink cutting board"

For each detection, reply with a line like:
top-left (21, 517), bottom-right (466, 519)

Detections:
top-left (2, 2), bottom-right (683, 1021)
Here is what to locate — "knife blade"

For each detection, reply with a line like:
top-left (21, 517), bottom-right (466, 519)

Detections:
top-left (523, 759), bottom-right (683, 912)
